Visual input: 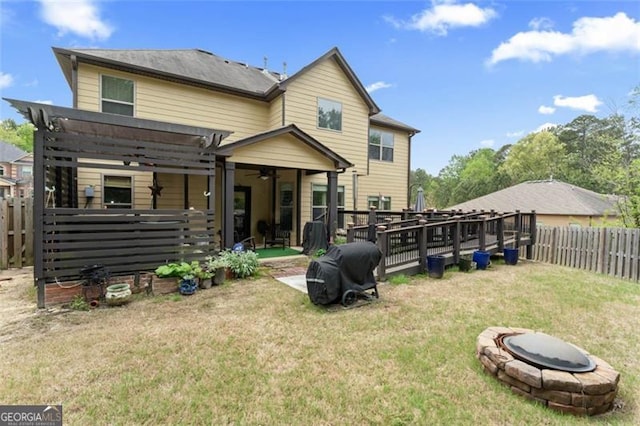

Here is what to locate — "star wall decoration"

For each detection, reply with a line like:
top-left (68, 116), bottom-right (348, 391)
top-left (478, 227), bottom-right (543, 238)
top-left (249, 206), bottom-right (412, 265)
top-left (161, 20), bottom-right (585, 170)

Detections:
top-left (148, 179), bottom-right (163, 197)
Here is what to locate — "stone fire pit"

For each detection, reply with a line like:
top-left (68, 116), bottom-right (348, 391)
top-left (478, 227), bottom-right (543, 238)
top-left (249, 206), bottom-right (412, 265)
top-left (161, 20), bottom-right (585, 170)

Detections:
top-left (477, 327), bottom-right (619, 416)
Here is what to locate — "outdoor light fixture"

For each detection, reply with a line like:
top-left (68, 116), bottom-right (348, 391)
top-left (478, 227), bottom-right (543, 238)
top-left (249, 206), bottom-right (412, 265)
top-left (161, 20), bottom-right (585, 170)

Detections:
top-left (260, 175), bottom-right (269, 181)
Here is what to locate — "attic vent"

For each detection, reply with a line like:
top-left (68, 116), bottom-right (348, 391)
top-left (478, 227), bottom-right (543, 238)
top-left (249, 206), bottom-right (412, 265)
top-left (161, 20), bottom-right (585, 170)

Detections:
top-left (196, 49), bottom-right (213, 55)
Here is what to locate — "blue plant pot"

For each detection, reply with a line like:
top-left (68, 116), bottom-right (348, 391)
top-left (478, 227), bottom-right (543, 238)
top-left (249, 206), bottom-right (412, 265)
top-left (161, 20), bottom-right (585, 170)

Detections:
top-left (179, 278), bottom-right (197, 295)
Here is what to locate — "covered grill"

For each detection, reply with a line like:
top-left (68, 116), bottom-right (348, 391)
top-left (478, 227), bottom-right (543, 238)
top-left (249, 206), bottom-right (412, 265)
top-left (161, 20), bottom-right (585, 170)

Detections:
top-left (306, 242), bottom-right (381, 306)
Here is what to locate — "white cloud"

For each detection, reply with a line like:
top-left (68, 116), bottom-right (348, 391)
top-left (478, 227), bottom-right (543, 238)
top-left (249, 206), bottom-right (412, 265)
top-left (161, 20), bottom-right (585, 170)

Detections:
top-left (535, 122), bottom-right (558, 132)
top-left (553, 94), bottom-right (602, 113)
top-left (33, 100), bottom-right (54, 105)
top-left (385, 0), bottom-right (497, 36)
top-left (25, 79), bottom-right (39, 87)
top-left (0, 72), bottom-right (13, 89)
top-left (39, 0), bottom-right (113, 40)
top-left (506, 130), bottom-right (524, 138)
top-left (488, 12), bottom-right (640, 65)
top-left (529, 17), bottom-right (554, 31)
top-left (366, 81), bottom-right (393, 93)
top-left (538, 105), bottom-right (556, 115)
top-left (480, 139), bottom-right (495, 147)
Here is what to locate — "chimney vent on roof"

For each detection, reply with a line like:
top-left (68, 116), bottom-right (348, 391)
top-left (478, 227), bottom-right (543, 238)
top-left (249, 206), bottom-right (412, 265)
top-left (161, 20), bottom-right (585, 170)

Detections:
top-left (262, 56), bottom-right (269, 74)
top-left (281, 61), bottom-right (287, 80)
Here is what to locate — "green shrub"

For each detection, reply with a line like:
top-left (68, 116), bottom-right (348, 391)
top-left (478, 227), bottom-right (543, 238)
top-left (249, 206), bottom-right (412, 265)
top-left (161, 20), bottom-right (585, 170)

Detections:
top-left (69, 294), bottom-right (90, 311)
top-left (334, 236), bottom-right (347, 245)
top-left (221, 250), bottom-right (259, 279)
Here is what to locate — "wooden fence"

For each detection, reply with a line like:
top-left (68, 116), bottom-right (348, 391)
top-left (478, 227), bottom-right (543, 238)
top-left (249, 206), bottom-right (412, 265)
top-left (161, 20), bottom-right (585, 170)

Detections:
top-left (532, 226), bottom-right (640, 282)
top-left (0, 197), bottom-right (34, 269)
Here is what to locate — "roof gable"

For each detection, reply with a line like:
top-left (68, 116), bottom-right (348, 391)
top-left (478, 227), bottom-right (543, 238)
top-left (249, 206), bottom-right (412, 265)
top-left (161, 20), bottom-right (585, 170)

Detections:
top-left (0, 140), bottom-right (28, 162)
top-left (448, 180), bottom-right (621, 216)
top-left (217, 124), bottom-right (352, 170)
top-left (278, 47), bottom-right (380, 115)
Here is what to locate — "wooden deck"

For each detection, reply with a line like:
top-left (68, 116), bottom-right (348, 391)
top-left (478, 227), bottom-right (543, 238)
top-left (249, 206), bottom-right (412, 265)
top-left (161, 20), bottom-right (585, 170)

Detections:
top-left (344, 210), bottom-right (536, 280)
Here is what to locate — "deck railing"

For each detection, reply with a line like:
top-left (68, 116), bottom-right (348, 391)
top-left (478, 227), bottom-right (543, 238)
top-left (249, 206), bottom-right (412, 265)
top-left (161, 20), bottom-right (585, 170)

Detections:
top-left (346, 210), bottom-right (536, 280)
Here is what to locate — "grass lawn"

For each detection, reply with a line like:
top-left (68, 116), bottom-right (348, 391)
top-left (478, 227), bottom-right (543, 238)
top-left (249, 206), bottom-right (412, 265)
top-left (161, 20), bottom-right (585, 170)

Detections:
top-left (1, 260), bottom-right (639, 425)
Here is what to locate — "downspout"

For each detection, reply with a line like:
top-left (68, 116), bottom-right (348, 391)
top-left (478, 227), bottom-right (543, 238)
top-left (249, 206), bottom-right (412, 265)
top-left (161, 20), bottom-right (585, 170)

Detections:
top-left (407, 131), bottom-right (414, 210)
top-left (71, 55), bottom-right (78, 109)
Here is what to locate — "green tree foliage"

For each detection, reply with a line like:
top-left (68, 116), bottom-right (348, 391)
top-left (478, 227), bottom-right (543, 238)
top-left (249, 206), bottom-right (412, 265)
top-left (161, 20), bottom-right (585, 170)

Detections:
top-left (0, 119), bottom-right (34, 152)
top-left (498, 131), bottom-right (567, 184)
top-left (413, 85), bottom-right (640, 228)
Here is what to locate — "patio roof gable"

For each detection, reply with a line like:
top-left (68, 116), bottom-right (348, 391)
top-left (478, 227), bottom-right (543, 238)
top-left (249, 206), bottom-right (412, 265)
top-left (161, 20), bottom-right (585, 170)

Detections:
top-left (216, 124), bottom-right (353, 170)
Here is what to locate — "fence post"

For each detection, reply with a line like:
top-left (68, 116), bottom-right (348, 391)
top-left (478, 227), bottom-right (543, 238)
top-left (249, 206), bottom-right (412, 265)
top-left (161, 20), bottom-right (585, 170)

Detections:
top-left (527, 210), bottom-right (536, 259)
top-left (0, 199), bottom-right (8, 269)
top-left (598, 227), bottom-right (607, 274)
top-left (550, 227), bottom-right (558, 264)
top-left (376, 224), bottom-right (387, 281)
top-left (418, 219), bottom-right (428, 272)
top-left (497, 214), bottom-right (504, 252)
top-left (478, 216), bottom-right (487, 250)
top-left (346, 222), bottom-right (354, 243)
top-left (13, 198), bottom-right (23, 268)
top-left (453, 219), bottom-right (461, 263)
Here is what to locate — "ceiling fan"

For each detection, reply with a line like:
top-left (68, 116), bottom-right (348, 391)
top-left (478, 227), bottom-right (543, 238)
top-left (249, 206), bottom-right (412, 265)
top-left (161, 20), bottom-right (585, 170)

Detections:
top-left (247, 167), bottom-right (279, 180)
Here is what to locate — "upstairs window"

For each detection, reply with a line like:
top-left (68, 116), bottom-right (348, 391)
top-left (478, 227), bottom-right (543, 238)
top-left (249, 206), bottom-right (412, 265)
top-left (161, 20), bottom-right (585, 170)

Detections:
top-left (317, 98), bottom-right (342, 131)
top-left (101, 75), bottom-right (134, 116)
top-left (368, 195), bottom-right (391, 210)
top-left (20, 165), bottom-right (32, 178)
top-left (103, 175), bottom-right (132, 208)
top-left (369, 129), bottom-right (394, 162)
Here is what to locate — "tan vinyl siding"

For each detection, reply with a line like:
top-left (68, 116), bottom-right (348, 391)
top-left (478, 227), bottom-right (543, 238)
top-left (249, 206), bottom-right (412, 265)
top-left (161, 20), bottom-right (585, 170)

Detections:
top-left (76, 163), bottom-right (153, 209)
top-left (228, 135), bottom-right (335, 170)
top-left (155, 173), bottom-right (184, 209)
top-left (359, 126), bottom-right (410, 210)
top-left (268, 96), bottom-right (284, 129)
top-left (77, 64), bottom-right (269, 141)
top-left (283, 59), bottom-right (369, 169)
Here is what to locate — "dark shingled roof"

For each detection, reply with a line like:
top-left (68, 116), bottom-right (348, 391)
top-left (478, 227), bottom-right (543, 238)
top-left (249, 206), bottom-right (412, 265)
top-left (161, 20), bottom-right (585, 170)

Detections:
top-left (53, 48), bottom-right (282, 98)
top-left (0, 140), bottom-right (28, 162)
top-left (447, 180), bottom-right (621, 216)
top-left (371, 113), bottom-right (420, 134)
top-left (52, 47), bottom-right (420, 130)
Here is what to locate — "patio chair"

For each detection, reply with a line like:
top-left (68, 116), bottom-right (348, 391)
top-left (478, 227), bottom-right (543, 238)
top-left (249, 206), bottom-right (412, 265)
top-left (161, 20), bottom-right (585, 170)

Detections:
top-left (264, 223), bottom-right (291, 249)
top-left (234, 231), bottom-right (256, 252)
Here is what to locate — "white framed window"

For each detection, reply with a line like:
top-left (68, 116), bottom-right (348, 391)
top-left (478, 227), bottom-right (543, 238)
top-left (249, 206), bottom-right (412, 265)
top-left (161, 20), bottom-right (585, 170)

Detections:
top-left (317, 98), bottom-right (342, 131)
top-left (101, 75), bottom-right (134, 116)
top-left (20, 165), bottom-right (32, 178)
top-left (368, 195), bottom-right (391, 210)
top-left (103, 175), bottom-right (133, 208)
top-left (369, 129), bottom-right (394, 162)
top-left (279, 182), bottom-right (294, 231)
top-left (0, 166), bottom-right (4, 176)
top-left (312, 184), bottom-right (345, 224)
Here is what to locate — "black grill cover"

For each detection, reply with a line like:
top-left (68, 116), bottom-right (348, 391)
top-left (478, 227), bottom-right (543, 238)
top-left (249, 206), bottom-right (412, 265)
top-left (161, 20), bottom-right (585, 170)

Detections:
top-left (302, 221), bottom-right (328, 255)
top-left (306, 255), bottom-right (341, 305)
top-left (327, 242), bottom-right (381, 293)
top-left (306, 242), bottom-right (381, 305)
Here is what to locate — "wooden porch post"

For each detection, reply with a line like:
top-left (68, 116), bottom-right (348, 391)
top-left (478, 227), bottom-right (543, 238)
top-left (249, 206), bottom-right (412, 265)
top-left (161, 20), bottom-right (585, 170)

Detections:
top-left (223, 161), bottom-right (235, 249)
top-left (327, 171), bottom-right (338, 243)
top-left (33, 129), bottom-right (46, 308)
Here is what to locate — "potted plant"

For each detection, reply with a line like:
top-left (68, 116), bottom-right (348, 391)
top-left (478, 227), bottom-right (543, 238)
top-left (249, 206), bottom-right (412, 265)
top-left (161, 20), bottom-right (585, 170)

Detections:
top-left (191, 260), bottom-right (213, 289)
top-left (205, 254), bottom-right (230, 285)
top-left (154, 262), bottom-right (198, 295)
top-left (223, 249), bottom-right (259, 279)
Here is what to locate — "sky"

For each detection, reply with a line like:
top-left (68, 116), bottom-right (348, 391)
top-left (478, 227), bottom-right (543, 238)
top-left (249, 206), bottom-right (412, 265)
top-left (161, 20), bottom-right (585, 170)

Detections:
top-left (1, 0), bottom-right (639, 175)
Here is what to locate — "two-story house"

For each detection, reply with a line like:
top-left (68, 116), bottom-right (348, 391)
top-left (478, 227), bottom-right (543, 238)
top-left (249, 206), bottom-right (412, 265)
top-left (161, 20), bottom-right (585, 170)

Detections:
top-left (0, 141), bottom-right (33, 199)
top-left (51, 46), bottom-right (419, 247)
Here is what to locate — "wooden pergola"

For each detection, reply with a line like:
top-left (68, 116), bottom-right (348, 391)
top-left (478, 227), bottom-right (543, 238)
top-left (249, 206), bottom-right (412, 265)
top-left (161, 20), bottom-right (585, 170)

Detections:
top-left (6, 99), bottom-right (231, 307)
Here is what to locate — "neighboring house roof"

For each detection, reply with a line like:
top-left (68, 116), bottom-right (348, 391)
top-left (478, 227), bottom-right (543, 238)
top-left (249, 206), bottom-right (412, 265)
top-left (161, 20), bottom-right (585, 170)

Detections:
top-left (0, 140), bottom-right (27, 162)
top-left (53, 46), bottom-right (385, 117)
top-left (0, 175), bottom-right (18, 186)
top-left (217, 124), bottom-right (353, 170)
top-left (447, 180), bottom-right (621, 216)
top-left (371, 113), bottom-right (420, 134)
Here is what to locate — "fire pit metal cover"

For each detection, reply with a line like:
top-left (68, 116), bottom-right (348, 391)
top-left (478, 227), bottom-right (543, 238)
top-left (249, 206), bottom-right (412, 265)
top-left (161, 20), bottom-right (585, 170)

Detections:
top-left (502, 332), bottom-right (596, 373)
